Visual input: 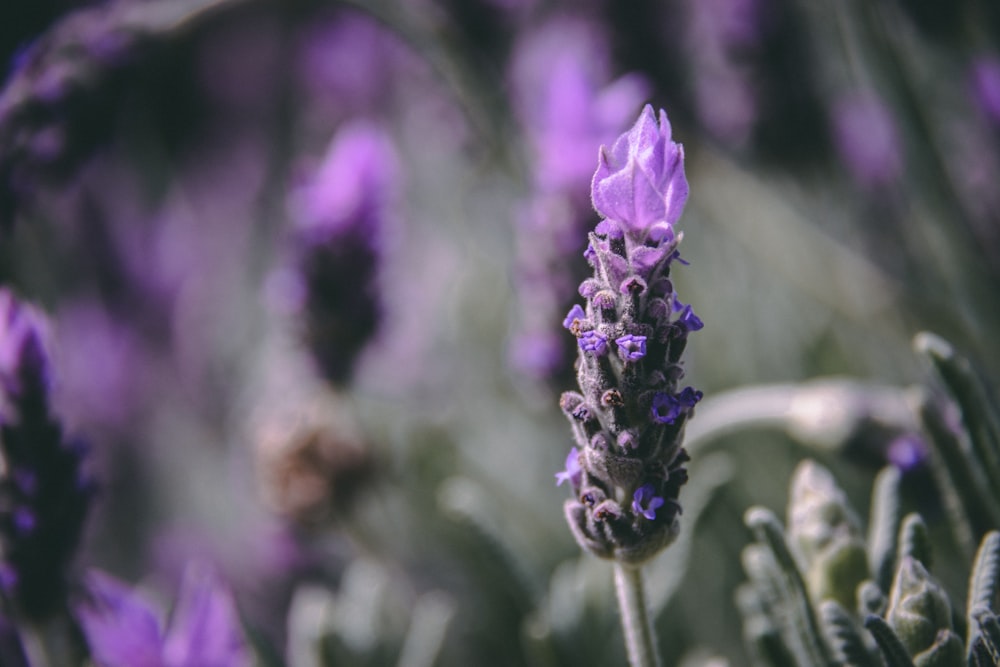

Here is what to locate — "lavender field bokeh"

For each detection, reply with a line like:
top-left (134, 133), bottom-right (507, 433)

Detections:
top-left (2, 0), bottom-right (1000, 665)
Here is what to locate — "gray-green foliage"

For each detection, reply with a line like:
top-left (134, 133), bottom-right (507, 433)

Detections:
top-left (737, 459), bottom-right (1000, 667)
top-left (735, 332), bottom-right (1000, 667)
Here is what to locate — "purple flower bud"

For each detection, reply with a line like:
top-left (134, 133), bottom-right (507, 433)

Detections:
top-left (591, 105), bottom-right (689, 237)
top-left (555, 447), bottom-right (583, 487)
top-left (615, 334), bottom-right (647, 361)
top-left (579, 330), bottom-right (608, 355)
top-left (563, 304), bottom-right (586, 330)
top-left (632, 484), bottom-right (665, 520)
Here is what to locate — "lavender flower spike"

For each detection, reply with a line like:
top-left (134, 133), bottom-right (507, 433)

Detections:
top-left (558, 106), bottom-right (702, 566)
top-left (0, 288), bottom-right (93, 620)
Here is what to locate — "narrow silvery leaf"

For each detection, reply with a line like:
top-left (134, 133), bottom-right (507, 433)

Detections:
top-left (745, 507), bottom-right (837, 667)
top-left (819, 599), bottom-right (881, 667)
top-left (967, 532), bottom-right (1000, 617)
top-left (868, 466), bottom-right (903, 594)
top-left (865, 615), bottom-right (917, 667)
top-left (735, 584), bottom-right (798, 667)
top-left (913, 333), bottom-right (1000, 502)
top-left (917, 391), bottom-right (1000, 560)
top-left (898, 514), bottom-right (933, 573)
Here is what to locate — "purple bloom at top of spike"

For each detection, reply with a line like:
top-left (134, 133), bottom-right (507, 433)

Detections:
top-left (290, 120), bottom-right (399, 242)
top-left (591, 105), bottom-right (689, 237)
top-left (555, 447), bottom-right (582, 487)
top-left (0, 288), bottom-right (51, 398)
top-left (632, 484), bottom-right (665, 520)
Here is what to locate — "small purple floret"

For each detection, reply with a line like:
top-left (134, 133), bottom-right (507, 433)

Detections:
top-left (578, 330), bottom-right (608, 355)
top-left (555, 447), bottom-right (583, 487)
top-left (674, 301), bottom-right (704, 332)
top-left (563, 304), bottom-right (586, 330)
top-left (632, 484), bottom-right (665, 520)
top-left (651, 387), bottom-right (703, 424)
top-left (615, 334), bottom-right (647, 361)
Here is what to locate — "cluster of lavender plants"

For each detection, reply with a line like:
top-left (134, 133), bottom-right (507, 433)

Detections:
top-left (1, 0), bottom-right (1000, 666)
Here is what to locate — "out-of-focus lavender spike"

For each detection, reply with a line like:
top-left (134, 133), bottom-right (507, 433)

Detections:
top-left (831, 92), bottom-right (904, 190)
top-left (970, 55), bottom-right (1000, 126)
top-left (287, 120), bottom-right (400, 386)
top-left (0, 288), bottom-right (93, 620)
top-left (507, 17), bottom-right (649, 387)
top-left (0, 0), bottom-right (249, 230)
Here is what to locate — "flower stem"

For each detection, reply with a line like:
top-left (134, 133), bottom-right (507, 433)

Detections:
top-left (614, 563), bottom-right (662, 667)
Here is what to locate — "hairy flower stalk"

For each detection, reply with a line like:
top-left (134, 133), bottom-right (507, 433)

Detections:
top-left (556, 105), bottom-right (702, 667)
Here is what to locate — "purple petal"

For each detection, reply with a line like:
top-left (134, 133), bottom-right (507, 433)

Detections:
top-left (76, 571), bottom-right (166, 667)
top-left (162, 565), bottom-right (251, 667)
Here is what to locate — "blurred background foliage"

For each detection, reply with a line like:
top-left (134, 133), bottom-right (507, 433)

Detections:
top-left (1, 0), bottom-right (1000, 664)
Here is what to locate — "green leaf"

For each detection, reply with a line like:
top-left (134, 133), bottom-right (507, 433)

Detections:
top-left (913, 333), bottom-right (1000, 502)
top-left (820, 599), bottom-right (881, 667)
top-left (868, 466), bottom-right (903, 594)
top-left (744, 507), bottom-right (837, 667)
top-left (865, 614), bottom-right (918, 667)
top-left (898, 513), bottom-right (933, 572)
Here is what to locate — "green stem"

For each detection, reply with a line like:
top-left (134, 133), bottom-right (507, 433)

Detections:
top-left (613, 563), bottom-right (662, 667)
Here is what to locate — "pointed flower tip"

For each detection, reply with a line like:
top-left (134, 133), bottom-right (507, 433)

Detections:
top-left (590, 105), bottom-right (688, 237)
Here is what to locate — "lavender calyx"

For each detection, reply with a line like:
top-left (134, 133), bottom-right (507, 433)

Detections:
top-left (558, 105), bottom-right (702, 565)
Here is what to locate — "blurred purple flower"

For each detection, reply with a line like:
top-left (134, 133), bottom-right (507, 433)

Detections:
top-left (832, 92), bottom-right (903, 189)
top-left (631, 484), bottom-right (665, 521)
top-left (651, 387), bottom-right (703, 425)
top-left (886, 434), bottom-right (928, 472)
top-left (509, 17), bottom-right (651, 196)
top-left (288, 120), bottom-right (400, 385)
top-left (507, 17), bottom-right (649, 388)
top-left (77, 565), bottom-right (251, 667)
top-left (591, 105), bottom-right (689, 237)
top-left (970, 55), bottom-right (1000, 125)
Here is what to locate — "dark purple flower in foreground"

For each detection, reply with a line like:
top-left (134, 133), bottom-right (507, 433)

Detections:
top-left (76, 565), bottom-right (252, 667)
top-left (555, 447), bottom-right (582, 488)
top-left (288, 120), bottom-right (400, 385)
top-left (0, 289), bottom-right (93, 620)
top-left (591, 105), bottom-right (689, 237)
top-left (632, 484), bottom-right (665, 520)
top-left (560, 107), bottom-right (702, 565)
